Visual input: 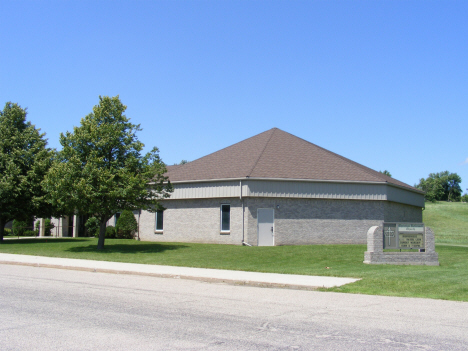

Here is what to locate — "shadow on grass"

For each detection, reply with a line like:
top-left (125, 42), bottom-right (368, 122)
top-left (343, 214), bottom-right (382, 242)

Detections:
top-left (1, 238), bottom-right (90, 244)
top-left (66, 243), bottom-right (189, 254)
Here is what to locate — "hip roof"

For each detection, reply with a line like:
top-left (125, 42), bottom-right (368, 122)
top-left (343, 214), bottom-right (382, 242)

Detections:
top-left (166, 128), bottom-right (419, 192)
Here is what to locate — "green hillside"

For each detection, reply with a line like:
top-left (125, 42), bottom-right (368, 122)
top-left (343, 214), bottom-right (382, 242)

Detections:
top-left (423, 201), bottom-right (468, 245)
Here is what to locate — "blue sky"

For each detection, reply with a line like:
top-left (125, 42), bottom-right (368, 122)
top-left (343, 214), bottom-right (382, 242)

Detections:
top-left (1, 1), bottom-right (467, 193)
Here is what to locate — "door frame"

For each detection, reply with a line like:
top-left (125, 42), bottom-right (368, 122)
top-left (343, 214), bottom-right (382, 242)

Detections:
top-left (257, 208), bottom-right (275, 246)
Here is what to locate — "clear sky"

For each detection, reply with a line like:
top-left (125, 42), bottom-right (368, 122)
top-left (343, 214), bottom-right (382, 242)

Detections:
top-left (1, 1), bottom-right (467, 193)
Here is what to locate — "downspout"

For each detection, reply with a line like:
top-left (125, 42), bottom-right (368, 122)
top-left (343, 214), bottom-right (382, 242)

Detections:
top-left (241, 179), bottom-right (251, 246)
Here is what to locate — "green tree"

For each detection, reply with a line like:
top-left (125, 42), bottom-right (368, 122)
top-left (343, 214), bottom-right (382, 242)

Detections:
top-left (85, 217), bottom-right (100, 237)
top-left (43, 96), bottom-right (172, 249)
top-left (12, 220), bottom-right (29, 236)
top-left (115, 210), bottom-right (138, 239)
top-left (44, 218), bottom-right (55, 236)
top-left (416, 171), bottom-right (462, 202)
top-left (379, 170), bottom-right (392, 177)
top-left (0, 102), bottom-right (54, 241)
top-left (461, 191), bottom-right (468, 203)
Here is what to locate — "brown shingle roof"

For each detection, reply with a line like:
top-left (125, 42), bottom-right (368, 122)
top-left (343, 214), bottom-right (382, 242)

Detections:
top-left (166, 128), bottom-right (418, 191)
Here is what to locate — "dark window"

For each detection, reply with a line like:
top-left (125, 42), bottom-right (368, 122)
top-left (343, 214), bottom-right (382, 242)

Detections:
top-left (220, 204), bottom-right (230, 232)
top-left (114, 213), bottom-right (121, 226)
top-left (155, 211), bottom-right (163, 231)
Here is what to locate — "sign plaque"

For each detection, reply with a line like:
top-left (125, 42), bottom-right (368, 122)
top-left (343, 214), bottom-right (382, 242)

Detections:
top-left (383, 223), bottom-right (425, 249)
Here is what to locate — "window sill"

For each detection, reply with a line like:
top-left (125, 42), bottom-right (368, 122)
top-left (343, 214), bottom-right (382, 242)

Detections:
top-left (154, 230), bottom-right (163, 235)
top-left (220, 231), bottom-right (230, 235)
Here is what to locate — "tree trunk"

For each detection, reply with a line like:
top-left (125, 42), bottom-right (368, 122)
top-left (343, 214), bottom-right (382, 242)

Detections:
top-left (96, 218), bottom-right (108, 250)
top-left (0, 217), bottom-right (5, 242)
top-left (0, 217), bottom-right (8, 242)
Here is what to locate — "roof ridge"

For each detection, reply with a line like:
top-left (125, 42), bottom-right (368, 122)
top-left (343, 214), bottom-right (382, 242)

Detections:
top-left (174, 129), bottom-right (272, 166)
top-left (246, 128), bottom-right (277, 177)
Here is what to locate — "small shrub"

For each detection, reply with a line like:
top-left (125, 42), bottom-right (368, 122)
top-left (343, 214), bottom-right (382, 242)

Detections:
top-left (34, 221), bottom-right (40, 236)
top-left (4, 228), bottom-right (11, 236)
top-left (12, 220), bottom-right (29, 236)
top-left (24, 230), bottom-right (36, 237)
top-left (115, 210), bottom-right (138, 239)
top-left (105, 226), bottom-right (116, 238)
top-left (44, 218), bottom-right (55, 236)
top-left (85, 217), bottom-right (100, 237)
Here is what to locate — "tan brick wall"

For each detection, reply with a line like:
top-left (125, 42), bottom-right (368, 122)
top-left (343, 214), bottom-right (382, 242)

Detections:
top-left (138, 198), bottom-right (244, 245)
top-left (136, 197), bottom-right (423, 246)
top-left (244, 198), bottom-right (386, 245)
top-left (383, 201), bottom-right (422, 223)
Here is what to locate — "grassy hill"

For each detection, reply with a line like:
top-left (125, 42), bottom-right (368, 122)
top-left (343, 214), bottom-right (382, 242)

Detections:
top-left (423, 201), bottom-right (468, 245)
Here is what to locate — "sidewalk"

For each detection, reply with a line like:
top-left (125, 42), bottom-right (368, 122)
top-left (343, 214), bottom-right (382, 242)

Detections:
top-left (0, 253), bottom-right (360, 289)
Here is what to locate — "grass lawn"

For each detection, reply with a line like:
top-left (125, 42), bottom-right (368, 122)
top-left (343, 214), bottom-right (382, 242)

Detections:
top-left (1, 238), bottom-right (468, 301)
top-left (424, 201), bottom-right (468, 245)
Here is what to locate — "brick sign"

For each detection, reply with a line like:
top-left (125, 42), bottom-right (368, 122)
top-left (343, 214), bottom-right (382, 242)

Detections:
top-left (383, 223), bottom-right (425, 250)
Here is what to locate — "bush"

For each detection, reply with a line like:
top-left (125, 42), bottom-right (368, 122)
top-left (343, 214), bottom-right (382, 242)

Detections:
top-left (24, 230), bottom-right (37, 237)
top-left (44, 218), bottom-right (55, 236)
top-left (12, 220), bottom-right (29, 236)
top-left (85, 217), bottom-right (100, 237)
top-left (4, 228), bottom-right (11, 236)
top-left (115, 210), bottom-right (138, 239)
top-left (105, 226), bottom-right (116, 238)
top-left (34, 221), bottom-right (40, 236)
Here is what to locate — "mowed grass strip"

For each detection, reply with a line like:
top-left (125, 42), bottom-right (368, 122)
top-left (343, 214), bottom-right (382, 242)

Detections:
top-left (424, 201), bottom-right (468, 245)
top-left (1, 238), bottom-right (467, 301)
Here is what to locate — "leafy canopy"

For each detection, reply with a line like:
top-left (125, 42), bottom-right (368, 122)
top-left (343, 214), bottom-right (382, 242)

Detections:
top-left (44, 96), bottom-right (172, 249)
top-left (0, 102), bottom-right (53, 241)
top-left (416, 171), bottom-right (462, 202)
top-left (379, 170), bottom-right (392, 177)
top-left (115, 210), bottom-right (138, 239)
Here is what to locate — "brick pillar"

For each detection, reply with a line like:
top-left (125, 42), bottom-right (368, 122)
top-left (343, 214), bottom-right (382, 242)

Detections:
top-left (363, 226), bottom-right (382, 264)
top-left (425, 227), bottom-right (436, 254)
top-left (367, 226), bottom-right (382, 253)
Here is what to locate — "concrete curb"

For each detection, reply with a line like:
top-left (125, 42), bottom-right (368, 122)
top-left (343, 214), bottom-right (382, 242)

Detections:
top-left (0, 253), bottom-right (360, 290)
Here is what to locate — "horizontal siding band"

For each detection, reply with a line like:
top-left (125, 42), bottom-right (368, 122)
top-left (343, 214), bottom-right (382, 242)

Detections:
top-left (168, 180), bottom-right (424, 207)
top-left (168, 180), bottom-right (409, 201)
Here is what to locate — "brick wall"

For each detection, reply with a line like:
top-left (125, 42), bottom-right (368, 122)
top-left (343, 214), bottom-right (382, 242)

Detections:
top-left (138, 198), bottom-right (244, 245)
top-left (137, 197), bottom-right (423, 246)
top-left (383, 201), bottom-right (422, 222)
top-left (244, 198), bottom-right (386, 245)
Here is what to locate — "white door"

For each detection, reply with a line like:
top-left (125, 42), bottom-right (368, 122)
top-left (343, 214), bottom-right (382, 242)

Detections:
top-left (257, 208), bottom-right (274, 246)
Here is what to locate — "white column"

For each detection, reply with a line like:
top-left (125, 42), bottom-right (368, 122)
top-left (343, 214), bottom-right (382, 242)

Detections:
top-left (39, 218), bottom-right (46, 237)
top-left (72, 215), bottom-right (79, 237)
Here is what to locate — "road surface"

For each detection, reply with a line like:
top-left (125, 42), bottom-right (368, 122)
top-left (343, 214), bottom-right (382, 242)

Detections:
top-left (1, 264), bottom-right (467, 350)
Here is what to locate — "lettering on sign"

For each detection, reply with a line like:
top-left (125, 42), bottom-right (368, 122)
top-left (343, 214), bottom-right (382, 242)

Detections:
top-left (399, 233), bottom-right (424, 249)
top-left (383, 223), bottom-right (425, 250)
top-left (399, 224), bottom-right (424, 233)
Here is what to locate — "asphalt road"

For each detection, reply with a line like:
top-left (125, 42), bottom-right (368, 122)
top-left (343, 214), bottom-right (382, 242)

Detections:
top-left (1, 264), bottom-right (467, 350)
